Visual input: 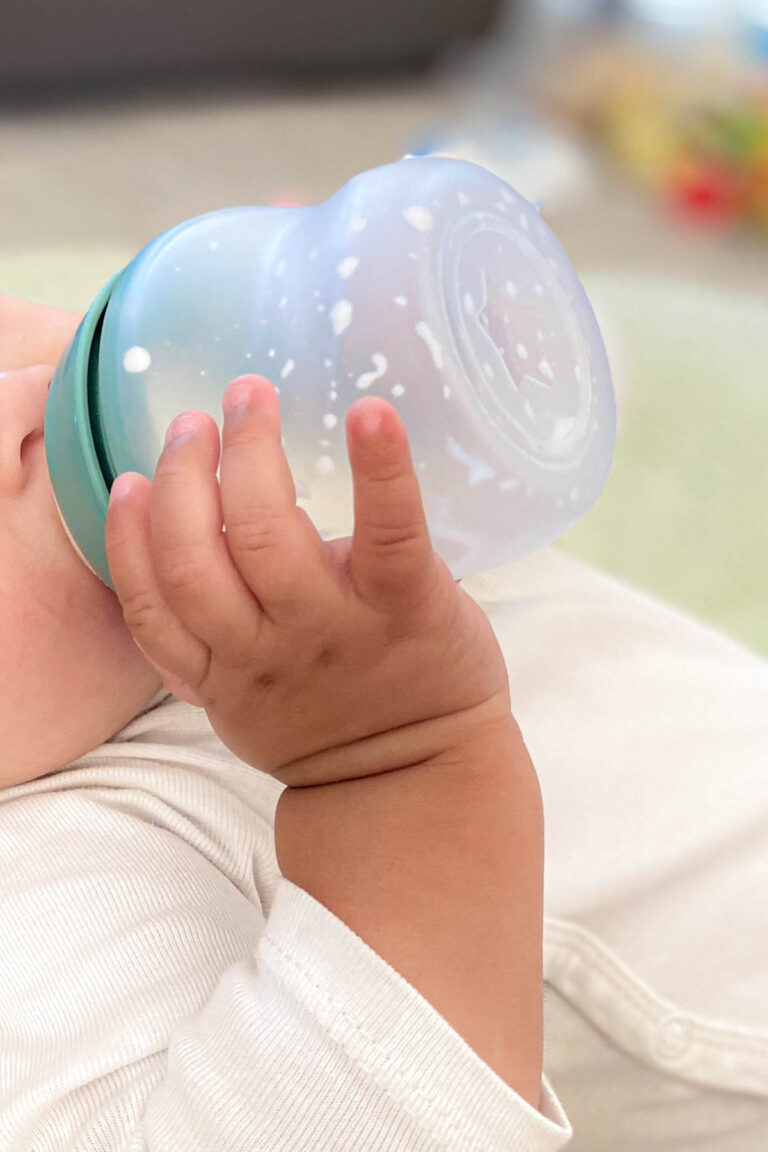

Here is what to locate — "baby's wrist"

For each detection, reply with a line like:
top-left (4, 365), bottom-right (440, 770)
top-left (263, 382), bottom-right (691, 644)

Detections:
top-left (272, 693), bottom-right (522, 790)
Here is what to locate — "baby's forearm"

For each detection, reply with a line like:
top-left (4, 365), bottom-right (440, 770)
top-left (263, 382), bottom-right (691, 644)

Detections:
top-left (274, 722), bottom-right (545, 1111)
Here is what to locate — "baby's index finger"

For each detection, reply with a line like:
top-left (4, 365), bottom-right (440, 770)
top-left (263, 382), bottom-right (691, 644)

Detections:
top-left (345, 397), bottom-right (436, 607)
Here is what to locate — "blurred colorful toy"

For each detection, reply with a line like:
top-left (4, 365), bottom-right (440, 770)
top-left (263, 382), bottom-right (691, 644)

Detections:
top-left (533, 32), bottom-right (768, 234)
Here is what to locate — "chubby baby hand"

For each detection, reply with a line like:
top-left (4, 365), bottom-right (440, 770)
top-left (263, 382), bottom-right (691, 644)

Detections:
top-left (105, 375), bottom-right (514, 786)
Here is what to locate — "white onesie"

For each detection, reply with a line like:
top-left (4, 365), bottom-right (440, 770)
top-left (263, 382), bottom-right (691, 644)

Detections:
top-left (2, 544), bottom-right (766, 1150)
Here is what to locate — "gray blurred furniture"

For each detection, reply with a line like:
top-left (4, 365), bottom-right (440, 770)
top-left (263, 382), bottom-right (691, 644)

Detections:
top-left (0, 0), bottom-right (505, 97)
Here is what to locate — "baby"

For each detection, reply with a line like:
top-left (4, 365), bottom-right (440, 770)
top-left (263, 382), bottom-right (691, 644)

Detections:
top-left (3, 293), bottom-right (767, 1151)
top-left (0, 293), bottom-right (568, 1149)
top-left (0, 295), bottom-right (164, 785)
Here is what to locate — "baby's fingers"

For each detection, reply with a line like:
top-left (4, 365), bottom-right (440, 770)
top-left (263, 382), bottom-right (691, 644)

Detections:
top-left (108, 407), bottom-right (271, 674)
top-left (346, 397), bottom-right (438, 607)
top-left (105, 471), bottom-right (212, 702)
top-left (219, 376), bottom-right (337, 624)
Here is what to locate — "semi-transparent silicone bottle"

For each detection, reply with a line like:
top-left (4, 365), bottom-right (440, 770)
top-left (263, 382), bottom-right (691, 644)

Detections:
top-left (45, 155), bottom-right (616, 588)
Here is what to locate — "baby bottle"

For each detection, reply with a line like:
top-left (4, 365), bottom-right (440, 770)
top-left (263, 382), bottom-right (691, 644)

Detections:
top-left (45, 156), bottom-right (616, 589)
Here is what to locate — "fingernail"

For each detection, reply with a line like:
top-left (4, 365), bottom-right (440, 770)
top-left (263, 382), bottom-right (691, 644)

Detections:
top-left (224, 379), bottom-right (254, 417)
top-left (110, 474), bottom-right (136, 502)
top-left (165, 414), bottom-right (199, 446)
top-left (359, 405), bottom-right (382, 436)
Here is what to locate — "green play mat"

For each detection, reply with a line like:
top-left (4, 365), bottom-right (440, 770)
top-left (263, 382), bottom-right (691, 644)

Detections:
top-left (2, 247), bottom-right (766, 660)
top-left (567, 272), bottom-right (768, 662)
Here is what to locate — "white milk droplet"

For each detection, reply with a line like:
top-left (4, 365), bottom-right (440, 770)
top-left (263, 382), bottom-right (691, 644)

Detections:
top-left (276, 260), bottom-right (287, 276)
top-left (536, 329), bottom-right (544, 340)
top-left (174, 266), bottom-right (182, 273)
top-left (337, 256), bottom-right (359, 279)
top-left (314, 455), bottom-right (335, 475)
top-left (268, 348), bottom-right (276, 357)
top-left (506, 281), bottom-right (518, 298)
top-left (516, 344), bottom-right (528, 359)
top-left (446, 436), bottom-right (496, 486)
top-left (281, 359), bottom-right (295, 380)
top-left (501, 189), bottom-right (514, 204)
top-left (499, 477), bottom-right (520, 491)
top-left (415, 321), bottom-right (443, 370)
top-left (279, 296), bottom-right (288, 308)
top-left (310, 247), bottom-right (319, 260)
top-left (523, 399), bottom-right (535, 421)
top-left (320, 439), bottom-right (331, 448)
top-left (331, 299), bottom-right (352, 335)
top-left (322, 413), bottom-right (338, 430)
top-left (539, 359), bottom-right (554, 380)
top-left (520, 215), bottom-right (529, 231)
top-left (324, 358), bottom-right (333, 368)
top-left (442, 385), bottom-right (451, 399)
top-left (483, 362), bottom-right (494, 379)
top-left (391, 383), bottom-right (405, 397)
top-left (245, 352), bottom-right (252, 359)
top-left (330, 389), bottom-right (338, 400)
top-left (534, 284), bottom-right (544, 296)
top-left (464, 293), bottom-right (475, 314)
top-left (403, 206), bottom-right (433, 232)
top-left (458, 191), bottom-right (471, 207)
top-left (569, 487), bottom-right (580, 503)
top-left (393, 295), bottom-right (408, 306)
top-left (494, 201), bottom-right (507, 212)
top-left (356, 352), bottom-right (388, 390)
top-left (553, 416), bottom-right (577, 440)
top-left (123, 346), bottom-right (151, 373)
top-left (575, 363), bottom-right (584, 383)
top-left (350, 216), bottom-right (367, 232)
top-left (209, 240), bottom-right (220, 250)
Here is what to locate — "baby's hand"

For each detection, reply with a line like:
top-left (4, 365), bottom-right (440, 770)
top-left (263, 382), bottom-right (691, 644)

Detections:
top-left (105, 375), bottom-right (515, 786)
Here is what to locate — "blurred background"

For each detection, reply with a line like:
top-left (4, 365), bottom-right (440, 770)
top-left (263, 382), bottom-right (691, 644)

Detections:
top-left (1, 0), bottom-right (766, 656)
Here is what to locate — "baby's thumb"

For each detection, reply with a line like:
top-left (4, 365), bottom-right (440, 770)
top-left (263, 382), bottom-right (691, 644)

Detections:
top-left (346, 397), bottom-right (436, 605)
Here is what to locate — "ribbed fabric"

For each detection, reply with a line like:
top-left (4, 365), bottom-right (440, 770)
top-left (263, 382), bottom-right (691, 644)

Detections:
top-left (0, 689), bottom-right (570, 1151)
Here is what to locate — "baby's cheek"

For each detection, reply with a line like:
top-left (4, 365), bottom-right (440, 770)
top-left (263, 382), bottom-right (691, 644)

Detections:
top-left (0, 294), bottom-right (82, 372)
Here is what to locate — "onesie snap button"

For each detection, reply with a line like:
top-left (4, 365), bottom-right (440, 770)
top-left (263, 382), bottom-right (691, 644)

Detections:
top-left (653, 1013), bottom-right (694, 1062)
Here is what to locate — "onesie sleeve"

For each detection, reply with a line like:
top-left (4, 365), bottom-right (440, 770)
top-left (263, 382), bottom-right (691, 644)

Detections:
top-left (136, 873), bottom-right (571, 1151)
top-left (0, 754), bottom-right (571, 1152)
